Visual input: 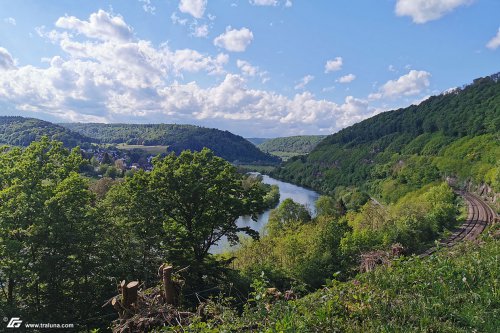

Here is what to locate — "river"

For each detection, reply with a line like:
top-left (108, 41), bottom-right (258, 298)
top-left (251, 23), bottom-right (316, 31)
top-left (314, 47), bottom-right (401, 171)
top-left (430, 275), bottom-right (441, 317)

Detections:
top-left (212, 174), bottom-right (320, 253)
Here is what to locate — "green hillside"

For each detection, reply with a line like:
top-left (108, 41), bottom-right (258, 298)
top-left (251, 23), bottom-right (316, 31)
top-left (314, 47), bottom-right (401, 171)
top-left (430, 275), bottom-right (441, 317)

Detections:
top-left (181, 230), bottom-right (500, 332)
top-left (62, 123), bottom-right (281, 164)
top-left (273, 73), bottom-right (500, 196)
top-left (0, 116), bottom-right (91, 147)
top-left (258, 135), bottom-right (326, 160)
top-left (246, 137), bottom-right (270, 145)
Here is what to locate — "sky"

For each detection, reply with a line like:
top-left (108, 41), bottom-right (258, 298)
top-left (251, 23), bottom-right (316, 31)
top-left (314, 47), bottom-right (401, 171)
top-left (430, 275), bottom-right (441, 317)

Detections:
top-left (0, 0), bottom-right (499, 137)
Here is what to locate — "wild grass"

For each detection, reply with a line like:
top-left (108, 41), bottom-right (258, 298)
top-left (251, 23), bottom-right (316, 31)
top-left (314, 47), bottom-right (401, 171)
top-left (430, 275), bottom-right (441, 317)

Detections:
top-left (160, 224), bottom-right (500, 332)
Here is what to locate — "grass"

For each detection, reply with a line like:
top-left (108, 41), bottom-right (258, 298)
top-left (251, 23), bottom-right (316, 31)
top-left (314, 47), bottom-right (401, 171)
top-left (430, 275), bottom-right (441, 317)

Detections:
top-left (160, 224), bottom-right (500, 332)
top-left (267, 151), bottom-right (303, 161)
top-left (115, 143), bottom-right (169, 154)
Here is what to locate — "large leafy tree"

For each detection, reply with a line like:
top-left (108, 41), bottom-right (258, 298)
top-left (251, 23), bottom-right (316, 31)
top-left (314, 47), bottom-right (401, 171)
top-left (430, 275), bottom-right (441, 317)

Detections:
top-left (103, 148), bottom-right (266, 289)
top-left (102, 169), bottom-right (166, 287)
top-left (266, 198), bottom-right (311, 236)
top-left (151, 148), bottom-right (265, 263)
top-left (0, 138), bottom-right (110, 325)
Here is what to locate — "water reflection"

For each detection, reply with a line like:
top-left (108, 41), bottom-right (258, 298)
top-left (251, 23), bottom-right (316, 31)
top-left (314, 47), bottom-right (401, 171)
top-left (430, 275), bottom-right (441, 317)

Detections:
top-left (212, 174), bottom-right (320, 253)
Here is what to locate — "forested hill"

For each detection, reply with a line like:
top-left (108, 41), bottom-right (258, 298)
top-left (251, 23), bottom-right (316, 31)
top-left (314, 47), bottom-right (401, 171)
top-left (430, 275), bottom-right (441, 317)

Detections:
top-left (0, 116), bottom-right (92, 147)
top-left (246, 137), bottom-right (270, 145)
top-left (257, 135), bottom-right (326, 160)
top-left (273, 73), bottom-right (500, 195)
top-left (62, 123), bottom-right (281, 164)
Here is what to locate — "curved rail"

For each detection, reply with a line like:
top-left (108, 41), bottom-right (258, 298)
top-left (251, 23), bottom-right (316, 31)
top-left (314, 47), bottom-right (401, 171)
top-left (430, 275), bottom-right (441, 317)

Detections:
top-left (421, 191), bottom-right (496, 257)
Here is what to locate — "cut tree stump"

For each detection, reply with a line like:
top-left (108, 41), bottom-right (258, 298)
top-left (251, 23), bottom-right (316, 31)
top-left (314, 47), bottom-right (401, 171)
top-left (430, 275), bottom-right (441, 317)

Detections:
top-left (163, 266), bottom-right (175, 305)
top-left (123, 281), bottom-right (139, 308)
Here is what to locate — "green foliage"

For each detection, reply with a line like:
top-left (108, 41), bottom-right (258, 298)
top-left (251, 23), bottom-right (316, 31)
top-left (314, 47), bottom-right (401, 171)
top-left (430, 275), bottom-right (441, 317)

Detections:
top-left (258, 135), bottom-right (326, 154)
top-left (177, 232), bottom-right (500, 332)
top-left (0, 116), bottom-right (91, 147)
top-left (0, 139), bottom-right (276, 329)
top-left (233, 199), bottom-right (348, 290)
top-left (102, 148), bottom-right (268, 298)
top-left (273, 74), bottom-right (500, 193)
top-left (315, 195), bottom-right (346, 218)
top-left (0, 138), bottom-right (111, 327)
top-left (341, 183), bottom-right (458, 259)
top-left (233, 183), bottom-right (458, 292)
top-left (63, 123), bottom-right (281, 164)
top-left (266, 198), bottom-right (311, 236)
top-left (257, 135), bottom-right (326, 160)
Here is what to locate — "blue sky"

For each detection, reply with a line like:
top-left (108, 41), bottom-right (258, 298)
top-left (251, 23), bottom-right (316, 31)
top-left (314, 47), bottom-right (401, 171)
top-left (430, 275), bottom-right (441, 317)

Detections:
top-left (0, 0), bottom-right (499, 137)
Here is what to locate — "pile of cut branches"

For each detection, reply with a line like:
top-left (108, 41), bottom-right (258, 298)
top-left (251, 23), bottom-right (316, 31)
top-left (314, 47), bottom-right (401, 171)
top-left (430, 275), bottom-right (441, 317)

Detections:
top-left (107, 265), bottom-right (193, 333)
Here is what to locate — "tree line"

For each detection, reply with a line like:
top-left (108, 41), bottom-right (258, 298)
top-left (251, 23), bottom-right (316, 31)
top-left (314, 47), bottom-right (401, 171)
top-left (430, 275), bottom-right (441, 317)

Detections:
top-left (273, 73), bottom-right (500, 194)
top-left (0, 138), bottom-right (270, 329)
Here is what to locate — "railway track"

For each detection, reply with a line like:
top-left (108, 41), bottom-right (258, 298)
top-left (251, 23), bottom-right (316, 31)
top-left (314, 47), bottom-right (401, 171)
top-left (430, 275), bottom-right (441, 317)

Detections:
top-left (421, 191), bottom-right (496, 257)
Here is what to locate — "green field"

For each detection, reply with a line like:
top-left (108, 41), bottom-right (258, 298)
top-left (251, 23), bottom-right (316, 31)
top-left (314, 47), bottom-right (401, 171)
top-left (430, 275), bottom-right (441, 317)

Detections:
top-left (115, 143), bottom-right (169, 154)
top-left (268, 151), bottom-right (303, 161)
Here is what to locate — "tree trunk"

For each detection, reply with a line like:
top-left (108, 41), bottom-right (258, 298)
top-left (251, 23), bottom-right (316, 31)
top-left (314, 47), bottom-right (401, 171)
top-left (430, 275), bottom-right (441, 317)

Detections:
top-left (122, 281), bottom-right (139, 308)
top-left (162, 266), bottom-right (175, 305)
top-left (7, 276), bottom-right (14, 304)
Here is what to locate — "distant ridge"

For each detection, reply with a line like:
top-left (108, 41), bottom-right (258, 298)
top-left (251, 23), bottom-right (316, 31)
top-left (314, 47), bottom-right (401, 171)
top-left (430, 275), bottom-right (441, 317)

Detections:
top-left (258, 135), bottom-right (326, 154)
top-left (61, 123), bottom-right (281, 164)
top-left (0, 116), bottom-right (92, 147)
top-left (246, 137), bottom-right (270, 145)
top-left (273, 72), bottom-right (500, 193)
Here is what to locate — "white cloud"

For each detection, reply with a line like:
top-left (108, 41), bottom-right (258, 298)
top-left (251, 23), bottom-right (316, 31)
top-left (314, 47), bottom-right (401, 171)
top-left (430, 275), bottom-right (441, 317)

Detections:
top-left (236, 60), bottom-right (258, 76)
top-left (139, 0), bottom-right (156, 14)
top-left (250, 0), bottom-right (278, 6)
top-left (192, 24), bottom-right (209, 37)
top-left (3, 17), bottom-right (16, 25)
top-left (337, 74), bottom-right (356, 83)
top-left (171, 12), bottom-right (188, 26)
top-left (294, 75), bottom-right (314, 90)
top-left (236, 59), bottom-right (270, 83)
top-left (325, 57), bottom-right (343, 73)
top-left (249, 0), bottom-right (292, 7)
top-left (370, 70), bottom-right (431, 99)
top-left (0, 47), bottom-right (16, 70)
top-left (412, 95), bottom-right (431, 105)
top-left (179, 0), bottom-right (207, 19)
top-left (395, 0), bottom-right (472, 24)
top-left (486, 28), bottom-right (500, 50)
top-left (214, 27), bottom-right (253, 52)
top-left (0, 9), bottom-right (384, 137)
top-left (35, 26), bottom-right (72, 44)
top-left (55, 10), bottom-right (133, 42)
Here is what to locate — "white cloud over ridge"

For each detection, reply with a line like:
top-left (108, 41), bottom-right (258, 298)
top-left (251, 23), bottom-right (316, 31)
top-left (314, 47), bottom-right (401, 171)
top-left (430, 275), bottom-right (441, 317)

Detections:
top-left (369, 70), bottom-right (431, 100)
top-left (179, 0), bottom-right (207, 19)
top-left (486, 28), bottom-right (500, 50)
top-left (395, 0), bottom-right (472, 24)
top-left (0, 9), bottom-right (431, 136)
top-left (214, 27), bottom-right (253, 52)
